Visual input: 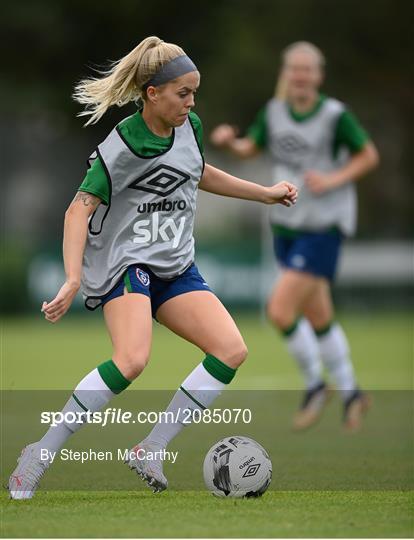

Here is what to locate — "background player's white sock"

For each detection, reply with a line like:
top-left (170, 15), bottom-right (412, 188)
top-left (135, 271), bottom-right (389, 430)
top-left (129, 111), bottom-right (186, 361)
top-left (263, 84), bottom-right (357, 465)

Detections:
top-left (316, 323), bottom-right (357, 400)
top-left (38, 360), bottom-right (130, 454)
top-left (144, 354), bottom-right (236, 449)
top-left (283, 318), bottom-right (324, 390)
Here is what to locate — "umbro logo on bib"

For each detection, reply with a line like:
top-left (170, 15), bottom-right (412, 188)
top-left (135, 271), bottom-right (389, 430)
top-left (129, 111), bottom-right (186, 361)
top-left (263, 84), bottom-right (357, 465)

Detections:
top-left (276, 132), bottom-right (309, 155)
top-left (128, 164), bottom-right (190, 197)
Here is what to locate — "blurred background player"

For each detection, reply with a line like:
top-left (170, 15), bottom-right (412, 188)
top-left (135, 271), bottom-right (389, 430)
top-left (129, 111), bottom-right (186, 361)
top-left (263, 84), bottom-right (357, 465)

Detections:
top-left (211, 41), bottom-right (379, 431)
top-left (8, 36), bottom-right (297, 499)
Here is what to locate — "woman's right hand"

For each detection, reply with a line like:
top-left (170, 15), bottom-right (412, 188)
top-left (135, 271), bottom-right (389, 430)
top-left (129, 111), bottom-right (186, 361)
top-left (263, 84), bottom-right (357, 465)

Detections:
top-left (264, 181), bottom-right (298, 206)
top-left (41, 280), bottom-right (80, 323)
top-left (210, 124), bottom-right (238, 148)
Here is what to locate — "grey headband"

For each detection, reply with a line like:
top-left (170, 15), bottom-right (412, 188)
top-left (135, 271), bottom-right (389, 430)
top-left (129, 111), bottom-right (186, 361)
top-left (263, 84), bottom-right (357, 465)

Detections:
top-left (143, 55), bottom-right (198, 89)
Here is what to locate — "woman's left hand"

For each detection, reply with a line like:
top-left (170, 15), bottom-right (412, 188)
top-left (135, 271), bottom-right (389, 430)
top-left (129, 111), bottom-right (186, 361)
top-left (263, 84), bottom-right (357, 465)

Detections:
top-left (304, 170), bottom-right (340, 194)
top-left (264, 181), bottom-right (298, 206)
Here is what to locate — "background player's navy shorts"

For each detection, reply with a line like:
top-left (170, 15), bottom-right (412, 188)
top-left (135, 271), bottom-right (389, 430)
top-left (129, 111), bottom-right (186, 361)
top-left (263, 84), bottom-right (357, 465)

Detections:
top-left (273, 227), bottom-right (343, 281)
top-left (101, 262), bottom-right (212, 318)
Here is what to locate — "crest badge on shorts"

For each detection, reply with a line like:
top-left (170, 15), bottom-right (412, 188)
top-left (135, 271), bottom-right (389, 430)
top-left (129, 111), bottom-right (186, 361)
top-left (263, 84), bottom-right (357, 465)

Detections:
top-left (136, 268), bottom-right (150, 287)
top-left (291, 254), bottom-right (306, 269)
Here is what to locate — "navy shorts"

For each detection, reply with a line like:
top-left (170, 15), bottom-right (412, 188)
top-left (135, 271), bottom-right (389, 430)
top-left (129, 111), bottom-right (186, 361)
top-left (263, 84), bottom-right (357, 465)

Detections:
top-left (101, 263), bottom-right (212, 318)
top-left (273, 228), bottom-right (343, 281)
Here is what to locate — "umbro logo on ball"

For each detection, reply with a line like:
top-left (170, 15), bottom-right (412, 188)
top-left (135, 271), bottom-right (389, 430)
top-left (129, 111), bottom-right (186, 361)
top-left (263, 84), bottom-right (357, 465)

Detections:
top-left (128, 164), bottom-right (190, 197)
top-left (242, 463), bottom-right (261, 478)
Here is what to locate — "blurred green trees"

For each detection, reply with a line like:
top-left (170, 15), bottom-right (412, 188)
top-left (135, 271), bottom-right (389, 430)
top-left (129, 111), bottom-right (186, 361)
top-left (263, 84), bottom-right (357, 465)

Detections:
top-left (2, 0), bottom-right (412, 238)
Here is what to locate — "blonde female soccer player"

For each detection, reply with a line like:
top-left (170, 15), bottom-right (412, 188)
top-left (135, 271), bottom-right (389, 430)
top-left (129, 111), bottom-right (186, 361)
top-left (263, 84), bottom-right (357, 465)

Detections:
top-left (211, 41), bottom-right (379, 431)
top-left (8, 36), bottom-right (297, 499)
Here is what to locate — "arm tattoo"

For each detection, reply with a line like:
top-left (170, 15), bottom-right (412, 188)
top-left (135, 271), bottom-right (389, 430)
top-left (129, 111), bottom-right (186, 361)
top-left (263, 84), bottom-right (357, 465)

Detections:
top-left (73, 192), bottom-right (100, 208)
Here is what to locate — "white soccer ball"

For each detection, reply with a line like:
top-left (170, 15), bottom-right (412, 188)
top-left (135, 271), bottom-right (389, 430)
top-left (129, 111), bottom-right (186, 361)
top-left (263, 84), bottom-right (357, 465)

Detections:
top-left (203, 435), bottom-right (272, 498)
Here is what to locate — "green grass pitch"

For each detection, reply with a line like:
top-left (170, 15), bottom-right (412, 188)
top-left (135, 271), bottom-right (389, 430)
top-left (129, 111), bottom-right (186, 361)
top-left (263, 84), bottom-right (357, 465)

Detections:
top-left (2, 491), bottom-right (412, 538)
top-left (2, 312), bottom-right (413, 538)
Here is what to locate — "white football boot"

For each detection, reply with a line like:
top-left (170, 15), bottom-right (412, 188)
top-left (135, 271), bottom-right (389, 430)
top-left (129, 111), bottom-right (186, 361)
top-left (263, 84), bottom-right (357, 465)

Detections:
top-left (124, 441), bottom-right (168, 493)
top-left (293, 382), bottom-right (333, 431)
top-left (8, 443), bottom-right (50, 500)
top-left (343, 390), bottom-right (371, 433)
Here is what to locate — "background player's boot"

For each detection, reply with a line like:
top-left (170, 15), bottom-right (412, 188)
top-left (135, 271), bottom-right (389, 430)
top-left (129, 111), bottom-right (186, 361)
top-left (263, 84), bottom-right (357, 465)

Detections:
top-left (343, 389), bottom-right (371, 433)
top-left (8, 443), bottom-right (50, 500)
top-left (125, 441), bottom-right (168, 493)
top-left (293, 381), bottom-right (332, 431)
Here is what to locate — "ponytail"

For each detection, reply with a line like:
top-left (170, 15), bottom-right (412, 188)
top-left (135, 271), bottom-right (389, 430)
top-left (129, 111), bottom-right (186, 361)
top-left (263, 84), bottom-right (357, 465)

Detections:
top-left (73, 36), bottom-right (185, 126)
top-left (274, 74), bottom-right (288, 101)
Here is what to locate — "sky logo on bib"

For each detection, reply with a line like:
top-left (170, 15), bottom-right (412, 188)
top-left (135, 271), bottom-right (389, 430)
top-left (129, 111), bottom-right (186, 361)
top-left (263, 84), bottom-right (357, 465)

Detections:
top-left (133, 213), bottom-right (186, 248)
top-left (128, 164), bottom-right (190, 197)
top-left (136, 268), bottom-right (150, 287)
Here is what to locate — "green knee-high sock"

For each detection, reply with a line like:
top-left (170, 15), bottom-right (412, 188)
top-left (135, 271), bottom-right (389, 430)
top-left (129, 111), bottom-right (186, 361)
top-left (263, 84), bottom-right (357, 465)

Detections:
top-left (38, 360), bottom-right (130, 455)
top-left (143, 354), bottom-right (237, 449)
